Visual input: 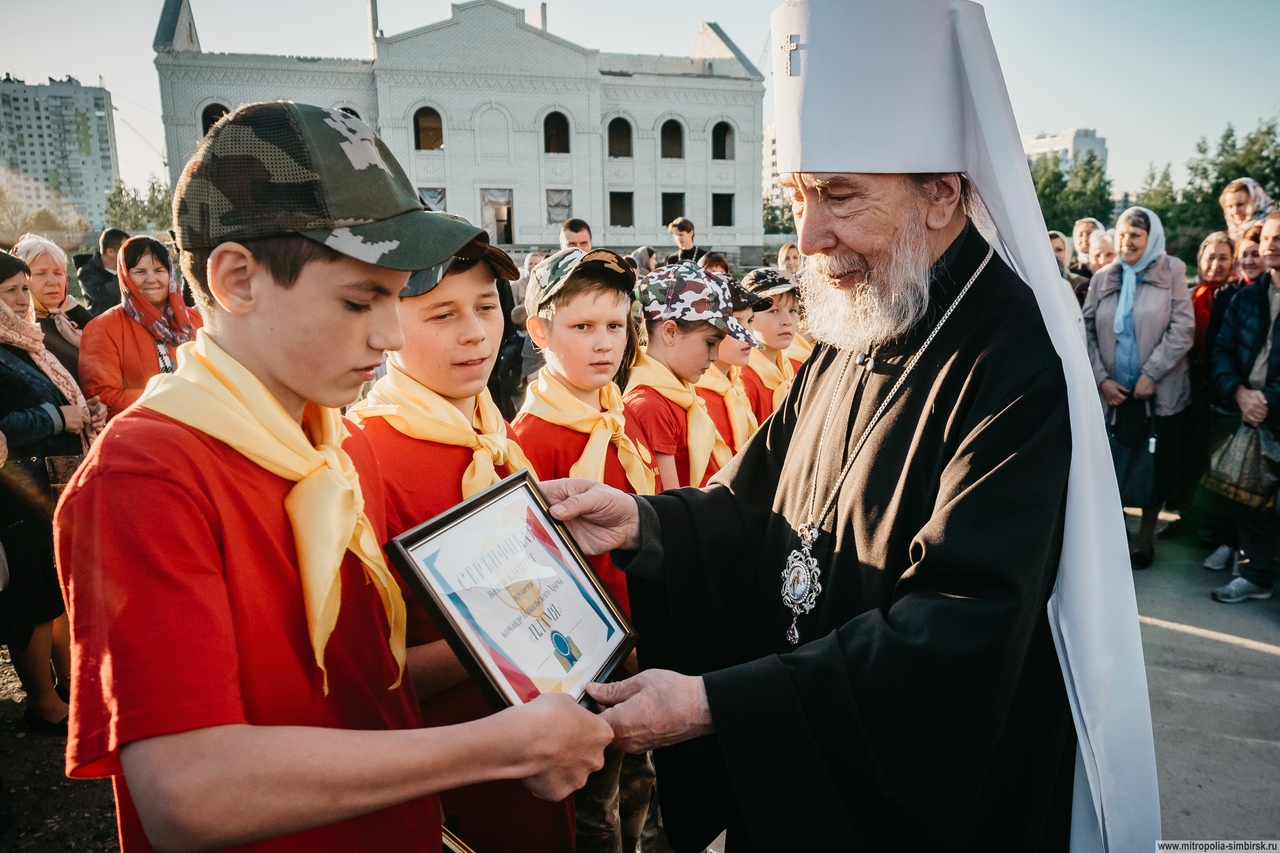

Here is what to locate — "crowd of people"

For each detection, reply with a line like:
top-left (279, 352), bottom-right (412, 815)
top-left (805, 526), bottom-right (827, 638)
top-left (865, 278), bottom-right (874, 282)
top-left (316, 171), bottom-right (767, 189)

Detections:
top-left (1071, 178), bottom-right (1280, 603)
top-left (0, 104), bottom-right (811, 851)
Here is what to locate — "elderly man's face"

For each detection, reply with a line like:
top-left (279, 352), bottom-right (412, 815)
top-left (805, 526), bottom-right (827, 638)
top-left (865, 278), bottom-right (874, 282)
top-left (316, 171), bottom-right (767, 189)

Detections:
top-left (784, 172), bottom-right (939, 353)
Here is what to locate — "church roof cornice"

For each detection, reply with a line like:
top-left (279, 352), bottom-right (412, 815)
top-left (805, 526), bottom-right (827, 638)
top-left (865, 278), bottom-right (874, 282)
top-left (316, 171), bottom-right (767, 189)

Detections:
top-left (381, 0), bottom-right (596, 58)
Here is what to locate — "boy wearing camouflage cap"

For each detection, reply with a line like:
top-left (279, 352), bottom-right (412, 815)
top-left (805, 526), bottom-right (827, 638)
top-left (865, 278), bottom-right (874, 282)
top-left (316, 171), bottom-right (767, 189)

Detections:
top-left (624, 262), bottom-right (758, 489)
top-left (739, 267), bottom-right (801, 424)
top-left (695, 274), bottom-right (771, 454)
top-left (54, 101), bottom-right (610, 853)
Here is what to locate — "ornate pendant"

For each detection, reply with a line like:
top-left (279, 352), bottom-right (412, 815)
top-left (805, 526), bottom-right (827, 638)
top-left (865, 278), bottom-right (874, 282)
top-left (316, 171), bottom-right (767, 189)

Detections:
top-left (781, 524), bottom-right (823, 645)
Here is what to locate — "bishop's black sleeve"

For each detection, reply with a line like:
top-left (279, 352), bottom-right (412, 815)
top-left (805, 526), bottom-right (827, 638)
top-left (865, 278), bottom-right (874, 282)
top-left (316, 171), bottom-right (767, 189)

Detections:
top-left (699, 364), bottom-right (1072, 850)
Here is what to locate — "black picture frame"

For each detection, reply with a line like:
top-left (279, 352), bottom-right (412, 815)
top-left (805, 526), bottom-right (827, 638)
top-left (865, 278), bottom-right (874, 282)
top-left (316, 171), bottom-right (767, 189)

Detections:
top-left (385, 470), bottom-right (637, 710)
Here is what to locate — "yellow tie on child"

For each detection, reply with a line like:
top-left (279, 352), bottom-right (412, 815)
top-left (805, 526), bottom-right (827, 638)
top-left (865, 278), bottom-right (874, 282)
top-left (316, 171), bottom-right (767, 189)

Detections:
top-left (520, 367), bottom-right (656, 496)
top-left (784, 333), bottom-right (814, 366)
top-left (748, 346), bottom-right (795, 410)
top-left (349, 357), bottom-right (532, 499)
top-left (625, 352), bottom-right (731, 487)
top-left (695, 363), bottom-right (759, 451)
top-left (136, 331), bottom-right (407, 694)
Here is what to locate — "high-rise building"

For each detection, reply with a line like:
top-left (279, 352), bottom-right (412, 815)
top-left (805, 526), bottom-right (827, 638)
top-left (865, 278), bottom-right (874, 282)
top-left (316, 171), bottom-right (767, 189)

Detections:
top-left (762, 124), bottom-right (783, 209)
top-left (0, 74), bottom-right (120, 228)
top-left (1022, 128), bottom-right (1108, 174)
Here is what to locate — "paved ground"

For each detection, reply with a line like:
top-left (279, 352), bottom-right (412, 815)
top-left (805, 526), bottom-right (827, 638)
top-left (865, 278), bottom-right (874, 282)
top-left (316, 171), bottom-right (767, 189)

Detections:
top-left (2, 512), bottom-right (1277, 849)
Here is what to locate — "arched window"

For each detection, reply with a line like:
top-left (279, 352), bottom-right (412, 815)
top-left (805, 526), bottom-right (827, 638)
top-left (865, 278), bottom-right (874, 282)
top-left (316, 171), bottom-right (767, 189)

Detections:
top-left (201, 103), bottom-right (229, 136)
top-left (339, 106), bottom-right (361, 120)
top-left (607, 117), bottom-right (633, 159)
top-left (712, 121), bottom-right (734, 160)
top-left (414, 107), bottom-right (443, 151)
top-left (660, 119), bottom-right (684, 159)
top-left (544, 111), bottom-right (570, 154)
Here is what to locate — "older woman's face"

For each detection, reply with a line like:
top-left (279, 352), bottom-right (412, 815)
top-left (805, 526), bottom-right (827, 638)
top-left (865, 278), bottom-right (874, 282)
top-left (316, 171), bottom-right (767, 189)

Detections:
top-left (129, 251), bottom-right (172, 308)
top-left (1117, 226), bottom-right (1149, 265)
top-left (1225, 190), bottom-right (1251, 228)
top-left (1074, 223), bottom-right (1098, 256)
top-left (1090, 237), bottom-right (1117, 270)
top-left (1200, 243), bottom-right (1234, 283)
top-left (0, 273), bottom-right (31, 315)
top-left (1049, 235), bottom-right (1067, 263)
top-left (27, 252), bottom-right (68, 309)
top-left (1238, 240), bottom-right (1264, 280)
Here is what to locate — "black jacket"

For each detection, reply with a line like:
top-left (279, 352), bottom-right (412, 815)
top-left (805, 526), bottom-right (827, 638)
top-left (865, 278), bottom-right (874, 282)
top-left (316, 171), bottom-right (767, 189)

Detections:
top-left (76, 252), bottom-right (121, 316)
top-left (1210, 272), bottom-right (1280, 421)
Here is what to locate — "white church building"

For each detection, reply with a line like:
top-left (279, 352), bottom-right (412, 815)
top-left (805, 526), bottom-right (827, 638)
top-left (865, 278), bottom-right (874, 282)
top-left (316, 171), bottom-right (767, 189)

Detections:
top-left (153, 0), bottom-right (766, 263)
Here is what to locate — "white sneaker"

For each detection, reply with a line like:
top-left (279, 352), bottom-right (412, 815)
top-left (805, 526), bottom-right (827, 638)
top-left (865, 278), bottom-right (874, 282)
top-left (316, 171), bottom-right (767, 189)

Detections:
top-left (1212, 577), bottom-right (1273, 603)
top-left (1203, 544), bottom-right (1232, 571)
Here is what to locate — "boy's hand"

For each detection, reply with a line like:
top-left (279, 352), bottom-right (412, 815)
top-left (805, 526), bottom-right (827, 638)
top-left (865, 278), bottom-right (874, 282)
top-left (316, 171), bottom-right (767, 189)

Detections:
top-left (542, 479), bottom-right (641, 554)
top-left (504, 694), bottom-right (612, 801)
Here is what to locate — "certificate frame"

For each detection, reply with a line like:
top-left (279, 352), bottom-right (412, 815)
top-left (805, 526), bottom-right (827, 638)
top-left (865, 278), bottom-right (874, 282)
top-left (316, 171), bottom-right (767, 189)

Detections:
top-left (385, 470), bottom-right (638, 710)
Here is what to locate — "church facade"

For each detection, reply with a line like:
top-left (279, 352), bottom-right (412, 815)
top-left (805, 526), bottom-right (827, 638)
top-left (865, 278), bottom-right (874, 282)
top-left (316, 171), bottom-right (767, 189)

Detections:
top-left (153, 0), bottom-right (766, 262)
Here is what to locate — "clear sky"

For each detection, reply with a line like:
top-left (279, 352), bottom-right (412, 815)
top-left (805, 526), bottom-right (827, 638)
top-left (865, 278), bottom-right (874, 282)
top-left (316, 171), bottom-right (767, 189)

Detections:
top-left (5, 0), bottom-right (1277, 195)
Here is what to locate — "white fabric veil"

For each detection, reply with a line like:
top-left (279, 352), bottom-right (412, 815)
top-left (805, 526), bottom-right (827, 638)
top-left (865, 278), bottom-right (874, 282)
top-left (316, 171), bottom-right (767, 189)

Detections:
top-left (770, 2), bottom-right (1160, 850)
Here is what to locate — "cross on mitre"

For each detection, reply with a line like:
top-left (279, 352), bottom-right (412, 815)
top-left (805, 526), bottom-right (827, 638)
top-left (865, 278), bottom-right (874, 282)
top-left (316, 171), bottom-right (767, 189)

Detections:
top-left (781, 34), bottom-right (799, 76)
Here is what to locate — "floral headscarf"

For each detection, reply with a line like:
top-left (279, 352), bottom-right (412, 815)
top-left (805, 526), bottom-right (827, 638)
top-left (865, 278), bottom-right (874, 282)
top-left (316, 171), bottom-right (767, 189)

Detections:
top-left (117, 236), bottom-right (200, 348)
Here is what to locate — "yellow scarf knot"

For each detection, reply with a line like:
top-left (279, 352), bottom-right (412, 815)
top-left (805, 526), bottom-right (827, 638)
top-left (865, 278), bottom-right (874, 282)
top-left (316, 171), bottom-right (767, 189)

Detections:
top-left (695, 364), bottom-right (759, 450)
top-left (749, 347), bottom-right (795, 410)
top-left (625, 352), bottom-right (731, 487)
top-left (520, 368), bottom-right (655, 495)
top-left (137, 331), bottom-right (407, 694)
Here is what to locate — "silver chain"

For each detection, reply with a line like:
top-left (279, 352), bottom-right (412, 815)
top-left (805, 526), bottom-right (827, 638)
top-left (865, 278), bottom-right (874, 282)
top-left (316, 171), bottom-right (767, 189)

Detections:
top-left (801, 246), bottom-right (994, 539)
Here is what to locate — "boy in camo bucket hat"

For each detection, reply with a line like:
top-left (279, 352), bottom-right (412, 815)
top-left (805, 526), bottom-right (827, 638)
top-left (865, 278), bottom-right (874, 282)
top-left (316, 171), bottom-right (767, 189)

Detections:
top-left (55, 100), bottom-right (612, 853)
top-left (624, 262), bottom-right (758, 489)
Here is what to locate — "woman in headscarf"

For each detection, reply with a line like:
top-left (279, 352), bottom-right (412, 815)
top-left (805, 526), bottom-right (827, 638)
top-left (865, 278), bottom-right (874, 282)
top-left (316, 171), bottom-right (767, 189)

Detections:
top-left (0, 251), bottom-right (103, 735)
top-left (1049, 229), bottom-right (1090, 304)
top-left (1072, 217), bottom-right (1106, 277)
top-left (1090, 230), bottom-right (1118, 271)
top-left (78, 236), bottom-right (203, 420)
top-left (629, 246), bottom-right (657, 276)
top-left (10, 234), bottom-right (93, 383)
top-left (1082, 207), bottom-right (1194, 568)
top-left (1219, 177), bottom-right (1277, 242)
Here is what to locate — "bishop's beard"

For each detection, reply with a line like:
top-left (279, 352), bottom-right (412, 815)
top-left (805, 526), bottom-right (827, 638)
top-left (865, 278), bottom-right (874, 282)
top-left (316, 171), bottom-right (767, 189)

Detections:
top-left (799, 210), bottom-right (933, 355)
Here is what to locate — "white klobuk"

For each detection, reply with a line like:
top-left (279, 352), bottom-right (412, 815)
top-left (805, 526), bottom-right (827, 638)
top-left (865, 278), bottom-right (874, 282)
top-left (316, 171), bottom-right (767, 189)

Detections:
top-left (769, 2), bottom-right (1160, 850)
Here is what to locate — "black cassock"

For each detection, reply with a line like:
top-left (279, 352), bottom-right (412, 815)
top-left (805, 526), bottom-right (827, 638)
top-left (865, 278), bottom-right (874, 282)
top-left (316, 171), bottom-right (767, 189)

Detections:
top-left (623, 226), bottom-right (1077, 852)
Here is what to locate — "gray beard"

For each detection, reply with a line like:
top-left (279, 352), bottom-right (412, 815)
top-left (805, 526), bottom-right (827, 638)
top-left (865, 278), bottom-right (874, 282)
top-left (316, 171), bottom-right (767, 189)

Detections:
top-left (799, 212), bottom-right (934, 355)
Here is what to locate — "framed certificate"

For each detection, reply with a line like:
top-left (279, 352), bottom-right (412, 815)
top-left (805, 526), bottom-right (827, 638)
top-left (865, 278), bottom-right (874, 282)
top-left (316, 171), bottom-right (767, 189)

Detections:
top-left (385, 470), bottom-right (638, 709)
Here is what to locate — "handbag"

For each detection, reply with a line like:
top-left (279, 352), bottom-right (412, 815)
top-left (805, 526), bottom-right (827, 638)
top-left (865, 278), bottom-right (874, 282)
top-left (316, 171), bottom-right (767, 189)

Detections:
top-left (1107, 397), bottom-right (1157, 508)
top-left (1200, 422), bottom-right (1280, 513)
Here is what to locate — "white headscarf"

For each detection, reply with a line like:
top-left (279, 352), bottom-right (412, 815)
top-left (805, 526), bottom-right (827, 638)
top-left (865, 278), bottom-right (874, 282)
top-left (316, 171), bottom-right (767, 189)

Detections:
top-left (772, 2), bottom-right (1159, 850)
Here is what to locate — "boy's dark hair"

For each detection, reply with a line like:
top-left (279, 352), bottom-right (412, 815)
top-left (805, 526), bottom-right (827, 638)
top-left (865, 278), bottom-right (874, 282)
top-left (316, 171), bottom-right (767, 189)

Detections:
top-left (538, 267), bottom-right (639, 389)
top-left (700, 251), bottom-right (730, 273)
top-left (1240, 224), bottom-right (1264, 246)
top-left (561, 218), bottom-right (592, 238)
top-left (121, 236), bottom-right (172, 273)
top-left (667, 217), bottom-right (695, 235)
top-left (180, 235), bottom-right (347, 312)
top-left (0, 252), bottom-right (32, 282)
top-left (100, 228), bottom-right (130, 255)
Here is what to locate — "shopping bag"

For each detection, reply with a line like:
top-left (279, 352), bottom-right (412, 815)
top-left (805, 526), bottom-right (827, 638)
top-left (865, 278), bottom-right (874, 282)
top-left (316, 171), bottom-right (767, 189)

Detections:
top-left (1200, 422), bottom-right (1280, 512)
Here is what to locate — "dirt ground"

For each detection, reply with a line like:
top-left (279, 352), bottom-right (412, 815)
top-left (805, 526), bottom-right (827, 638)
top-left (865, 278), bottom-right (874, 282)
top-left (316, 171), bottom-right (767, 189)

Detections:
top-left (0, 646), bottom-right (119, 851)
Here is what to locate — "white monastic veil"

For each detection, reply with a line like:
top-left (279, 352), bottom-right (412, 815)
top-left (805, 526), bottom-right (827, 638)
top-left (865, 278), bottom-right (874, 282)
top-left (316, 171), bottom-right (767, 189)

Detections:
top-left (770, 2), bottom-right (1160, 850)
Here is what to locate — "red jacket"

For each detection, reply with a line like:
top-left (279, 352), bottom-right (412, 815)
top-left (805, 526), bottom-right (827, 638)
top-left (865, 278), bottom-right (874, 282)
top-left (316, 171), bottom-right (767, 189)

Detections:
top-left (78, 306), bottom-right (203, 419)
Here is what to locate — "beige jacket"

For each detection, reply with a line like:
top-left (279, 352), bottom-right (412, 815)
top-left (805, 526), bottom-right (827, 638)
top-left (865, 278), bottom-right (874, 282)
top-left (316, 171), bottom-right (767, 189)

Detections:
top-left (1082, 254), bottom-right (1193, 416)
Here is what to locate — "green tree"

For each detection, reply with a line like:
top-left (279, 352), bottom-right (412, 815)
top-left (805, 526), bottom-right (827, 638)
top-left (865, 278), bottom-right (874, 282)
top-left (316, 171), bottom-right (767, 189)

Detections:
top-left (1060, 151), bottom-right (1113, 227)
top-left (1030, 153), bottom-right (1067, 231)
top-left (104, 180), bottom-right (148, 231)
top-left (1136, 163), bottom-right (1176, 222)
top-left (0, 184), bottom-right (23, 244)
top-left (763, 197), bottom-right (795, 234)
top-left (143, 175), bottom-right (173, 232)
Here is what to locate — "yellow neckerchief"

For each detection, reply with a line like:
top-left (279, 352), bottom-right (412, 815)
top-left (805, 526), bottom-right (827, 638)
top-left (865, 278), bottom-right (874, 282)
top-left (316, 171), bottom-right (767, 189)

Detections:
top-left (784, 333), bottom-right (815, 366)
top-left (748, 346), bottom-right (795, 410)
top-left (348, 357), bottom-right (532, 499)
top-left (625, 351), bottom-right (731, 487)
top-left (519, 368), bottom-right (655, 496)
top-left (695, 363), bottom-right (758, 451)
top-left (137, 331), bottom-right (406, 694)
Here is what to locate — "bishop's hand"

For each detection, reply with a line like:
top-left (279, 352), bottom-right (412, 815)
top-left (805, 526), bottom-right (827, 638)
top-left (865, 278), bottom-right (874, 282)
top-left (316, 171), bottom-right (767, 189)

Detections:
top-left (542, 478), bottom-right (641, 555)
top-left (586, 670), bottom-right (714, 753)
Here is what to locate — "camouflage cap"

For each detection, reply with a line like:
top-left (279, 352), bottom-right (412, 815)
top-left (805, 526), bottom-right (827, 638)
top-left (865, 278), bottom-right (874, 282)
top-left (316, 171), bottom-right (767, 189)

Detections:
top-left (173, 101), bottom-right (486, 271)
top-left (637, 262), bottom-right (758, 346)
top-left (740, 267), bottom-right (799, 300)
top-left (525, 247), bottom-right (636, 317)
top-left (401, 213), bottom-right (519, 297)
top-left (711, 271), bottom-right (772, 313)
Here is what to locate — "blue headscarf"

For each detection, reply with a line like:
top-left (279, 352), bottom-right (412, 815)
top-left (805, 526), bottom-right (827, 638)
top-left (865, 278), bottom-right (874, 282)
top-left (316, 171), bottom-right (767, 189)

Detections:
top-left (1112, 206), bottom-right (1166, 334)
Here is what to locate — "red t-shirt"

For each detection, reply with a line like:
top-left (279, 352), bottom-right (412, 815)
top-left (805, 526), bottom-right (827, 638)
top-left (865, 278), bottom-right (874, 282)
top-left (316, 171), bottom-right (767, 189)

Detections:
top-left (356, 415), bottom-right (575, 853)
top-left (54, 409), bottom-right (438, 853)
top-left (510, 413), bottom-right (653, 614)
top-left (738, 365), bottom-right (776, 427)
top-left (623, 384), bottom-right (718, 488)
